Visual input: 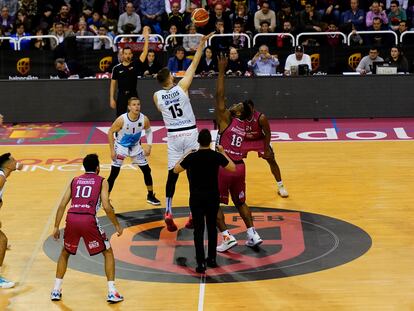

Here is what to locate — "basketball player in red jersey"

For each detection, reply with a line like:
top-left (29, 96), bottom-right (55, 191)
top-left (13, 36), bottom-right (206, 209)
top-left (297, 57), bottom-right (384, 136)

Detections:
top-left (50, 154), bottom-right (124, 303)
top-left (243, 101), bottom-right (289, 197)
top-left (215, 54), bottom-right (263, 252)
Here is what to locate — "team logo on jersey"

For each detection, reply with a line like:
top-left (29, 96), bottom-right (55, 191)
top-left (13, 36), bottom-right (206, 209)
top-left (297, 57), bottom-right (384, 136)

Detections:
top-left (43, 207), bottom-right (371, 283)
top-left (99, 56), bottom-right (112, 72)
top-left (17, 57), bottom-right (30, 75)
top-left (0, 124), bottom-right (68, 144)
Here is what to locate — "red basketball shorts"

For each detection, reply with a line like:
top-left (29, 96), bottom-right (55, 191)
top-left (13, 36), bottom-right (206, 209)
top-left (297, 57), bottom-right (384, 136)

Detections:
top-left (64, 213), bottom-right (110, 256)
top-left (218, 162), bottom-right (246, 206)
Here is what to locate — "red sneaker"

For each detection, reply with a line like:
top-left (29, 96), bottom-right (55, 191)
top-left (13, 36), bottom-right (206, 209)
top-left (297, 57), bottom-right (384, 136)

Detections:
top-left (164, 213), bottom-right (178, 232)
top-left (185, 214), bottom-right (193, 229)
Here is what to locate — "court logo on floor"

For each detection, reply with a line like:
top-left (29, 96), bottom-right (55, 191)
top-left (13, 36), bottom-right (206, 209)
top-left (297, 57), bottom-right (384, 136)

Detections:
top-left (43, 207), bottom-right (372, 283)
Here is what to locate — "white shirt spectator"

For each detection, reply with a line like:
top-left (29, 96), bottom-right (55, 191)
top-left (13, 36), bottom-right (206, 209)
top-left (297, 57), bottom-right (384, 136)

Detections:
top-left (284, 46), bottom-right (312, 75)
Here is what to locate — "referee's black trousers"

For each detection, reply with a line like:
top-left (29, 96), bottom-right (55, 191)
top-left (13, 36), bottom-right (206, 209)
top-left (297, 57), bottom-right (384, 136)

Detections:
top-left (190, 196), bottom-right (220, 264)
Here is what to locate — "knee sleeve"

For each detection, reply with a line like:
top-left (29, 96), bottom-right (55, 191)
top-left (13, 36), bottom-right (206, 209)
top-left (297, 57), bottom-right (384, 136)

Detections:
top-left (166, 169), bottom-right (179, 198)
top-left (139, 164), bottom-right (153, 186)
top-left (107, 166), bottom-right (121, 193)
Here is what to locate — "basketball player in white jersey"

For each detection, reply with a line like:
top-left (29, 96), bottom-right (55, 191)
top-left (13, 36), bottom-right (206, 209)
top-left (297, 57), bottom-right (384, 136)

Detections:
top-left (153, 33), bottom-right (213, 232)
top-left (0, 153), bottom-right (23, 288)
top-left (107, 97), bottom-right (160, 206)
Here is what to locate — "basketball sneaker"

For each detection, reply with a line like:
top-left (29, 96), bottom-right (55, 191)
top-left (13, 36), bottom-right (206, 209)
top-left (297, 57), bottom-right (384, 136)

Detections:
top-left (217, 234), bottom-right (237, 252)
top-left (278, 186), bottom-right (289, 198)
top-left (185, 214), bottom-right (193, 229)
top-left (147, 193), bottom-right (161, 205)
top-left (50, 289), bottom-right (62, 301)
top-left (107, 290), bottom-right (124, 303)
top-left (246, 231), bottom-right (263, 247)
top-left (164, 212), bottom-right (178, 232)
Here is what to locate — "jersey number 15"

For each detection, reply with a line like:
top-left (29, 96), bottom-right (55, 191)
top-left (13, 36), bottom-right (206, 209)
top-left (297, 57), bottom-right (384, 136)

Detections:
top-left (168, 103), bottom-right (183, 119)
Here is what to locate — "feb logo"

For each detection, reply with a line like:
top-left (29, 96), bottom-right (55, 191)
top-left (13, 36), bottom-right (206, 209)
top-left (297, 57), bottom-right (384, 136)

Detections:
top-left (99, 56), bottom-right (112, 72)
top-left (17, 57), bottom-right (30, 75)
top-left (43, 207), bottom-right (371, 283)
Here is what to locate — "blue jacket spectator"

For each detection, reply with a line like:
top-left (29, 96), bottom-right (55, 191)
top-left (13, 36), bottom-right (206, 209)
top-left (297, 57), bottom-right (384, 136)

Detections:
top-left (167, 46), bottom-right (191, 73)
top-left (341, 0), bottom-right (365, 31)
top-left (140, 0), bottom-right (164, 33)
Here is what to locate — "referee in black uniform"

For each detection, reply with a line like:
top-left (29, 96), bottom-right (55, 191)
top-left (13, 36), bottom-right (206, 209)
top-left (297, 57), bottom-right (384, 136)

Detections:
top-left (110, 26), bottom-right (150, 117)
top-left (174, 129), bottom-right (235, 273)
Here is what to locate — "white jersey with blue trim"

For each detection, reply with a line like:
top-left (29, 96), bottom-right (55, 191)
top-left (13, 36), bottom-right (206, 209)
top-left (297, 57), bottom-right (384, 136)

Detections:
top-left (155, 85), bottom-right (196, 130)
top-left (115, 113), bottom-right (145, 148)
top-left (0, 170), bottom-right (5, 200)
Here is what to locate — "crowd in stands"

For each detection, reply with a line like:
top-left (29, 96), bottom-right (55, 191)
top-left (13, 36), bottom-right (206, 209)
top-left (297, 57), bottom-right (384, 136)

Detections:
top-left (1, 0), bottom-right (414, 74)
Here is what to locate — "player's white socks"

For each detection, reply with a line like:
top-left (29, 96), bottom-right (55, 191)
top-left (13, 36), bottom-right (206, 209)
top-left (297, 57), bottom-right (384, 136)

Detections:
top-left (247, 227), bottom-right (256, 236)
top-left (53, 278), bottom-right (63, 291)
top-left (277, 181), bottom-right (284, 188)
top-left (108, 281), bottom-right (116, 292)
top-left (165, 197), bottom-right (173, 214)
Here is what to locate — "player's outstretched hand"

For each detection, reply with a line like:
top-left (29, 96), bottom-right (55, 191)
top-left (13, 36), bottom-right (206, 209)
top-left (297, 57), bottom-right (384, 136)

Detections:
top-left (217, 53), bottom-right (228, 73)
top-left (53, 227), bottom-right (60, 240)
top-left (142, 26), bottom-right (150, 38)
top-left (143, 145), bottom-right (152, 156)
top-left (201, 32), bottom-right (215, 44)
top-left (216, 145), bottom-right (224, 153)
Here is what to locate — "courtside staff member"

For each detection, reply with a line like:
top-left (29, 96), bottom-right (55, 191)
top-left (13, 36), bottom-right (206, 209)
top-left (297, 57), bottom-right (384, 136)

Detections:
top-left (174, 129), bottom-right (235, 273)
top-left (110, 26), bottom-right (150, 117)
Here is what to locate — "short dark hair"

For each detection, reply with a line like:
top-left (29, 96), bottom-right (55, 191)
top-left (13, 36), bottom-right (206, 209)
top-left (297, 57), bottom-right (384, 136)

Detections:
top-left (260, 20), bottom-right (270, 27)
top-left (0, 153), bottom-right (11, 168)
top-left (198, 129), bottom-right (212, 147)
top-left (83, 154), bottom-right (99, 172)
top-left (174, 46), bottom-right (185, 54)
top-left (157, 67), bottom-right (171, 85)
top-left (128, 96), bottom-right (140, 104)
top-left (122, 46), bottom-right (132, 53)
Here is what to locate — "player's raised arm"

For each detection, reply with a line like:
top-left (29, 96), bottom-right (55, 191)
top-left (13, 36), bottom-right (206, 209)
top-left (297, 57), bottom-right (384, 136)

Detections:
top-left (178, 32), bottom-right (214, 92)
top-left (216, 54), bottom-right (231, 130)
top-left (139, 26), bottom-right (150, 63)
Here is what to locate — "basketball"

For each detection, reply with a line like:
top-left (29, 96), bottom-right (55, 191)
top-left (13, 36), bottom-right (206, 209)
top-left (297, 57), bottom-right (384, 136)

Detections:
top-left (191, 8), bottom-right (209, 27)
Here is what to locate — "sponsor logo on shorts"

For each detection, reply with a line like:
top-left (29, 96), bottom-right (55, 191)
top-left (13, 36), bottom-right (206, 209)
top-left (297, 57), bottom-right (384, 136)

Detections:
top-left (88, 240), bottom-right (100, 249)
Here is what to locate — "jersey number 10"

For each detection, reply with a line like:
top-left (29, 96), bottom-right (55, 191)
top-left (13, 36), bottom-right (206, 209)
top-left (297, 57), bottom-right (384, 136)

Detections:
top-left (75, 185), bottom-right (92, 198)
top-left (168, 103), bottom-right (183, 119)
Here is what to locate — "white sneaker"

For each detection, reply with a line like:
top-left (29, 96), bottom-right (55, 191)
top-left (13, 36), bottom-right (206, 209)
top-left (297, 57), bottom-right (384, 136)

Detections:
top-left (107, 290), bottom-right (124, 303)
top-left (217, 234), bottom-right (238, 252)
top-left (278, 186), bottom-right (289, 198)
top-left (50, 289), bottom-right (62, 301)
top-left (0, 277), bottom-right (14, 289)
top-left (246, 231), bottom-right (263, 247)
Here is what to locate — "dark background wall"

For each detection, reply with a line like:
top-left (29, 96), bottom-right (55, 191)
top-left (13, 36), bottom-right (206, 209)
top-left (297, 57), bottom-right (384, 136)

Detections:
top-left (1, 76), bottom-right (414, 123)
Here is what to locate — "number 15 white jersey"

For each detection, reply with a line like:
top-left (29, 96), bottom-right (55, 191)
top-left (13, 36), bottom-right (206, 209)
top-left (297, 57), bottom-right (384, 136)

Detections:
top-left (154, 85), bottom-right (196, 131)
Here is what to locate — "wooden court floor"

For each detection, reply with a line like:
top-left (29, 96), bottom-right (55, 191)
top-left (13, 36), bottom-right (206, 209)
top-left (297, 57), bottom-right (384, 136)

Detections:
top-left (0, 140), bottom-right (413, 310)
